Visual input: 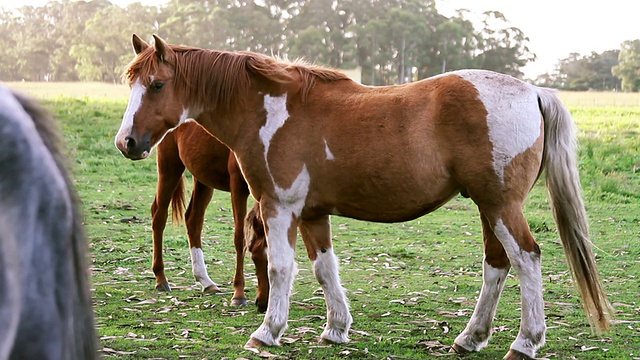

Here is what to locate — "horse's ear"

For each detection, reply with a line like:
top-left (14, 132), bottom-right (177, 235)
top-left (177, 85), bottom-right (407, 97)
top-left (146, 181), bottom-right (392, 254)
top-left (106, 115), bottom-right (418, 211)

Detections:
top-left (132, 34), bottom-right (149, 55)
top-left (152, 34), bottom-right (174, 64)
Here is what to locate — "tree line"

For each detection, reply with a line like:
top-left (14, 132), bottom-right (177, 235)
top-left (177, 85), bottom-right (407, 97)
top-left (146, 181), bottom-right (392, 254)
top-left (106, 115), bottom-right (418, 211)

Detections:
top-left (536, 42), bottom-right (640, 92)
top-left (1, 0), bottom-right (639, 90)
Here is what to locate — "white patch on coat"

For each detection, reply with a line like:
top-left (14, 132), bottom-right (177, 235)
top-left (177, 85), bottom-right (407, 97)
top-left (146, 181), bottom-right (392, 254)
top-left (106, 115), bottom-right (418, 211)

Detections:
top-left (454, 261), bottom-right (509, 351)
top-left (259, 94), bottom-right (289, 159)
top-left (115, 78), bottom-right (146, 149)
top-left (457, 70), bottom-right (542, 182)
top-left (324, 139), bottom-right (335, 160)
top-left (250, 93), bottom-right (315, 346)
top-left (313, 246), bottom-right (352, 343)
top-left (493, 219), bottom-right (546, 358)
top-left (190, 247), bottom-right (216, 290)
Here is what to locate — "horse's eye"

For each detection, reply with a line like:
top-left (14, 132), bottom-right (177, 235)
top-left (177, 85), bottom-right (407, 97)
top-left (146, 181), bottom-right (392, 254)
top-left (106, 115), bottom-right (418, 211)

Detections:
top-left (150, 81), bottom-right (164, 91)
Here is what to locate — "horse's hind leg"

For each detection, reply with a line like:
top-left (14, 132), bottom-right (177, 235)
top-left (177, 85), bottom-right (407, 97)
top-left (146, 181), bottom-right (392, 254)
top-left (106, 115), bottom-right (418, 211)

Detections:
top-left (453, 211), bottom-right (511, 353)
top-left (299, 216), bottom-right (352, 344)
top-left (457, 205), bottom-right (546, 360)
top-left (229, 157), bottom-right (250, 307)
top-left (246, 202), bottom-right (269, 313)
top-left (185, 179), bottom-right (218, 292)
top-left (494, 206), bottom-right (546, 360)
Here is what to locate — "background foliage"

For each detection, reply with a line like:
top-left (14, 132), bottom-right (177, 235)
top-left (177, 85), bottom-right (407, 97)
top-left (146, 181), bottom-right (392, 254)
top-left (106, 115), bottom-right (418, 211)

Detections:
top-left (2, 0), bottom-right (637, 89)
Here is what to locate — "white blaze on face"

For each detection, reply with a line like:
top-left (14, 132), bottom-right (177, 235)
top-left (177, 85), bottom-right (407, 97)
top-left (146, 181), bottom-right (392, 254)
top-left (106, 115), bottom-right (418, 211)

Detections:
top-left (457, 70), bottom-right (541, 182)
top-left (115, 78), bottom-right (146, 150)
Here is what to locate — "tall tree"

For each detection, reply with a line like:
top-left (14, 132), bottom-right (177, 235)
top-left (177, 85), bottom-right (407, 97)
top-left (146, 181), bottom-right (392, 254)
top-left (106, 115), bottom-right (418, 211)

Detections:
top-left (435, 15), bottom-right (478, 74)
top-left (612, 40), bottom-right (640, 92)
top-left (473, 11), bottom-right (535, 77)
top-left (71, 3), bottom-right (160, 82)
top-left (0, 9), bottom-right (21, 80)
top-left (538, 50), bottom-right (621, 90)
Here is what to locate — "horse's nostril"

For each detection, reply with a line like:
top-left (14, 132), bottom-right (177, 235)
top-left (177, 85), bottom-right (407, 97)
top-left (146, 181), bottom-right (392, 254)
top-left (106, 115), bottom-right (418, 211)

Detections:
top-left (125, 136), bottom-right (136, 152)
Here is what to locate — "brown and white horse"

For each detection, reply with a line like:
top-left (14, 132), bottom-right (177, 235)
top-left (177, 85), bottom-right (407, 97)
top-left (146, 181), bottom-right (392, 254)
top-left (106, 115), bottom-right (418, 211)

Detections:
top-left (0, 85), bottom-right (98, 359)
top-left (128, 118), bottom-right (269, 310)
top-left (114, 34), bottom-right (612, 359)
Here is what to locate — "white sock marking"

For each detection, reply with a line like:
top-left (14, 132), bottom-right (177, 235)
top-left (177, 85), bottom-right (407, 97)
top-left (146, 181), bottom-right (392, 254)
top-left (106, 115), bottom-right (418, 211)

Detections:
top-left (313, 246), bottom-right (352, 343)
top-left (190, 247), bottom-right (216, 289)
top-left (494, 219), bottom-right (546, 358)
top-left (455, 261), bottom-right (509, 351)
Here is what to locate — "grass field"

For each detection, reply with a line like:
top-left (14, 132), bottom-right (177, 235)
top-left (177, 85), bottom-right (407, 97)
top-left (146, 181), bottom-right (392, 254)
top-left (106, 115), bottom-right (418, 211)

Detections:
top-left (8, 82), bottom-right (640, 359)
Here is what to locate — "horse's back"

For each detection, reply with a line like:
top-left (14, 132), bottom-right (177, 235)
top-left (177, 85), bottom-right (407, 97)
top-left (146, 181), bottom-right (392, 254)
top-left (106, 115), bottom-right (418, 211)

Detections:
top-left (0, 85), bottom-right (97, 360)
top-left (286, 70), bottom-right (545, 221)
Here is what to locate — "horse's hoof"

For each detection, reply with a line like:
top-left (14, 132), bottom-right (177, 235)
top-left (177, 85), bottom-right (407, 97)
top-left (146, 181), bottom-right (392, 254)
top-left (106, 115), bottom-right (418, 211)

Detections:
top-left (449, 343), bottom-right (472, 354)
top-left (202, 284), bottom-right (221, 293)
top-left (503, 349), bottom-right (534, 360)
top-left (244, 337), bottom-right (265, 354)
top-left (255, 299), bottom-right (268, 313)
top-left (155, 283), bottom-right (171, 292)
top-left (231, 297), bottom-right (248, 307)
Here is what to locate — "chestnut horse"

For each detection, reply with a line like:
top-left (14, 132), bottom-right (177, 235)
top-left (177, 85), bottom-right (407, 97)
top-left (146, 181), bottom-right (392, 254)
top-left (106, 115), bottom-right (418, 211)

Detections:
top-left (115, 34), bottom-right (613, 359)
top-left (0, 85), bottom-right (98, 359)
top-left (124, 117), bottom-right (269, 311)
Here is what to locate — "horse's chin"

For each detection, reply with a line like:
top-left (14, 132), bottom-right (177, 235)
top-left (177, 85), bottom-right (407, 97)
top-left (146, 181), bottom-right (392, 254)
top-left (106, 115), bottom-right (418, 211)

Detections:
top-left (120, 149), bottom-right (150, 161)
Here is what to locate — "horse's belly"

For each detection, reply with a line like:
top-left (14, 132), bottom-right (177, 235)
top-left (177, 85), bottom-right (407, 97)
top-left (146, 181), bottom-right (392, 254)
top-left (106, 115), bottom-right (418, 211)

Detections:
top-left (323, 179), bottom-right (461, 223)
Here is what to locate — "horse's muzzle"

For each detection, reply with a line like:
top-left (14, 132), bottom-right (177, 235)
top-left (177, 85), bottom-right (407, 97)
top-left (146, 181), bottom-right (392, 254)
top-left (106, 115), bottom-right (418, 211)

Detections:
top-left (118, 133), bottom-right (151, 160)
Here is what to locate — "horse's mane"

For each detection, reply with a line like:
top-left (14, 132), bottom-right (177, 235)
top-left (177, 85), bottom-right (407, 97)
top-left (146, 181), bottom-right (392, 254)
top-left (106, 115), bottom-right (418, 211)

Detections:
top-left (283, 58), bottom-right (352, 100)
top-left (125, 45), bottom-right (351, 113)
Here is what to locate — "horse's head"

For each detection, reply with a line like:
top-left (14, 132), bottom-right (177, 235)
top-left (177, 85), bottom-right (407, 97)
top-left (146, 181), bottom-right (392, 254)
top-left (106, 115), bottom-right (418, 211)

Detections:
top-left (114, 34), bottom-right (191, 160)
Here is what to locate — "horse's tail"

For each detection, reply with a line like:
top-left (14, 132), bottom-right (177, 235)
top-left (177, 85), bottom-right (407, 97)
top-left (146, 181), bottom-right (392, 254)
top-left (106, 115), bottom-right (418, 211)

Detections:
top-left (244, 202), bottom-right (266, 254)
top-left (170, 175), bottom-right (186, 224)
top-left (538, 88), bottom-right (613, 332)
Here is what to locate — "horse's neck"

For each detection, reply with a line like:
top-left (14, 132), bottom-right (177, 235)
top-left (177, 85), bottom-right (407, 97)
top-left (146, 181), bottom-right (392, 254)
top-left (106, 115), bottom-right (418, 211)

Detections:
top-left (198, 98), bottom-right (262, 149)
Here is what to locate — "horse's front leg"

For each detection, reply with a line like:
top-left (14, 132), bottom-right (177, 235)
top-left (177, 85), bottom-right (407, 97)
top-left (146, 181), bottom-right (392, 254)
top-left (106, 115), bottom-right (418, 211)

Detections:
top-left (245, 198), bottom-right (299, 350)
top-left (300, 216), bottom-right (352, 343)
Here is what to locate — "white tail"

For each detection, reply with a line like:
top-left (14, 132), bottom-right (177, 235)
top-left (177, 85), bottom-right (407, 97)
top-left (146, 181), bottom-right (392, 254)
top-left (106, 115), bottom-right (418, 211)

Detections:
top-left (538, 88), bottom-right (613, 332)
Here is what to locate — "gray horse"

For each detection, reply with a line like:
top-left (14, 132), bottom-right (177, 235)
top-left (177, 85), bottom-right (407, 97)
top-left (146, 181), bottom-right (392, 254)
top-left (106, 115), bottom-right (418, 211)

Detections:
top-left (0, 85), bottom-right (98, 359)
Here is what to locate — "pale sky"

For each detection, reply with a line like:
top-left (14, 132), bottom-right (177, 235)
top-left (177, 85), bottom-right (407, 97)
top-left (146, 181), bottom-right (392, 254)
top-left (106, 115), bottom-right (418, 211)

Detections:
top-left (2, 0), bottom-right (638, 79)
top-left (436, 0), bottom-right (640, 78)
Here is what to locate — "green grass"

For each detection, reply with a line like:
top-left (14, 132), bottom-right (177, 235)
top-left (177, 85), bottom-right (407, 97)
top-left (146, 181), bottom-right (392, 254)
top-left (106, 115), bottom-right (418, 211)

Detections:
top-left (21, 87), bottom-right (640, 359)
